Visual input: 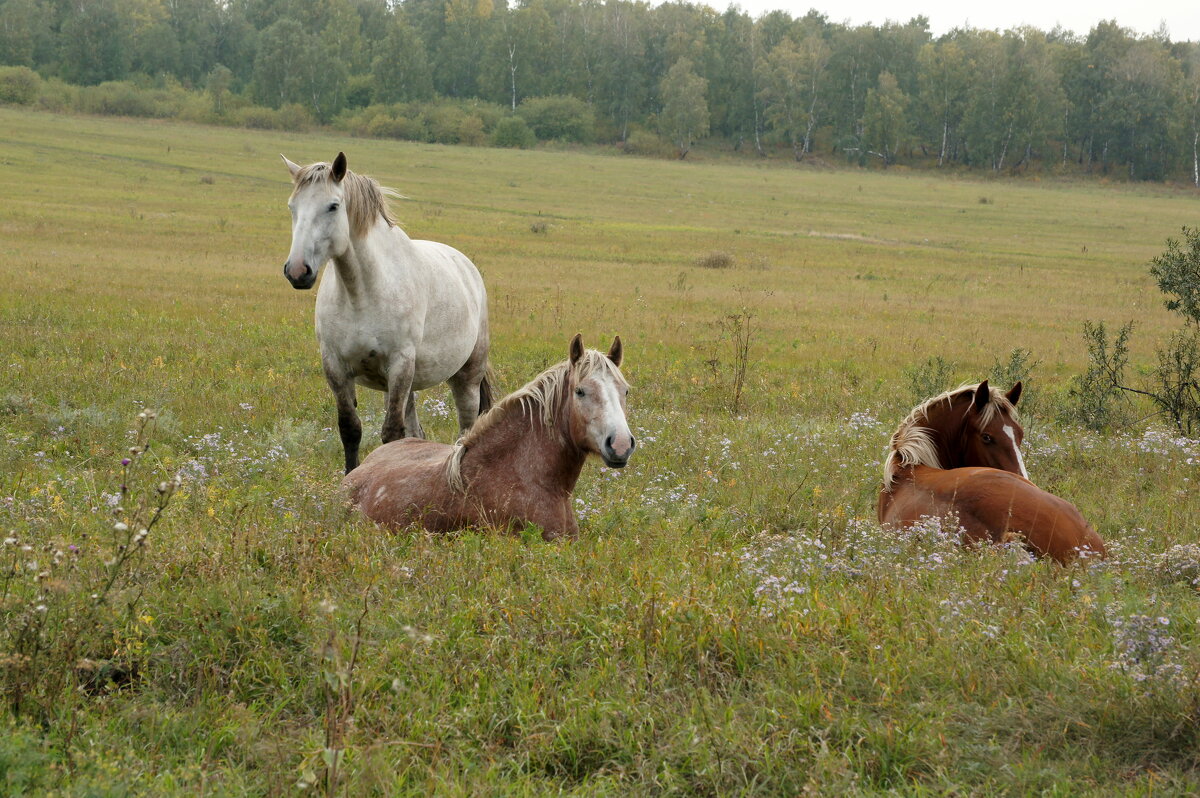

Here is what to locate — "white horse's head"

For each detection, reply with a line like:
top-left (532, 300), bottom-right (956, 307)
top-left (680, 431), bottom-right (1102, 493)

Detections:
top-left (566, 334), bottom-right (636, 468)
top-left (281, 152), bottom-right (351, 290)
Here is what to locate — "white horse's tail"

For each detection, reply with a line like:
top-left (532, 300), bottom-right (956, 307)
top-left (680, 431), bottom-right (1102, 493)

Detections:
top-left (478, 365), bottom-right (497, 415)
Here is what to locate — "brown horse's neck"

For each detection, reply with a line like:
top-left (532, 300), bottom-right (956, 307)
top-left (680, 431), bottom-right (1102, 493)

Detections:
top-left (922, 402), bottom-right (970, 469)
top-left (459, 396), bottom-right (588, 496)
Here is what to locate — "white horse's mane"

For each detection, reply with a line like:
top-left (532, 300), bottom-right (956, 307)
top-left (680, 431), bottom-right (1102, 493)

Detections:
top-left (446, 350), bottom-right (627, 493)
top-left (882, 383), bottom-right (1018, 488)
top-left (290, 162), bottom-right (399, 238)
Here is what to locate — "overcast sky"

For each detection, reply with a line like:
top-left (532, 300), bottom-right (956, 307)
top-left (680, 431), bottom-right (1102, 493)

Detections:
top-left (722, 0), bottom-right (1200, 42)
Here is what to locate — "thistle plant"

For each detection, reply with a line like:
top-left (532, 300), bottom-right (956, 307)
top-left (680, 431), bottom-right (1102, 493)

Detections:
top-left (0, 410), bottom-right (180, 721)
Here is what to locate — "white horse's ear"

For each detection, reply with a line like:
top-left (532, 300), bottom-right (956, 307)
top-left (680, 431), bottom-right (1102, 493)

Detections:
top-left (331, 152), bottom-right (347, 182)
top-left (973, 379), bottom-right (991, 412)
top-left (281, 154), bottom-right (301, 179)
top-left (569, 333), bottom-right (584, 365)
top-left (1006, 381), bottom-right (1022, 407)
top-left (607, 336), bottom-right (623, 367)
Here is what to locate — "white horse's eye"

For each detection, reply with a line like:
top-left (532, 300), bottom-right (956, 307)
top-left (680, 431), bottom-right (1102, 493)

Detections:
top-left (328, 202), bottom-right (339, 212)
top-left (575, 388), bottom-right (585, 397)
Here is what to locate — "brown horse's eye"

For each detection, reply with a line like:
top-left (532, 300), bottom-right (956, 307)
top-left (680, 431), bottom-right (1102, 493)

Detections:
top-left (575, 388), bottom-right (585, 397)
top-left (982, 433), bottom-right (994, 444)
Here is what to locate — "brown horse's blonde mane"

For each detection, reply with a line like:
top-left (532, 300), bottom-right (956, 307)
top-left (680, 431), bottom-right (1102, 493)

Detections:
top-left (290, 163), bottom-right (399, 238)
top-left (446, 350), bottom-right (627, 493)
top-left (882, 383), bottom-right (1018, 488)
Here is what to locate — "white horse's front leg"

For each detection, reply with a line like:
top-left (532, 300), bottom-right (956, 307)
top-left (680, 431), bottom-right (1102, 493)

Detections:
top-left (382, 358), bottom-right (416, 443)
top-left (323, 362), bottom-right (361, 474)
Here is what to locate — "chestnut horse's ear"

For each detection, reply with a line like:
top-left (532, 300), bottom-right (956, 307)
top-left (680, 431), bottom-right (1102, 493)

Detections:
top-left (973, 379), bottom-right (991, 412)
top-left (569, 333), bottom-right (584, 365)
top-left (607, 335), bottom-right (623, 367)
top-left (1006, 381), bottom-right (1023, 407)
top-left (281, 154), bottom-right (301, 179)
top-left (331, 152), bottom-right (347, 183)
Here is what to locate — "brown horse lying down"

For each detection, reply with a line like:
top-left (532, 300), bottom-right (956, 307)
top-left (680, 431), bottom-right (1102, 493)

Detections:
top-left (343, 334), bottom-right (634, 540)
top-left (878, 381), bottom-right (1105, 564)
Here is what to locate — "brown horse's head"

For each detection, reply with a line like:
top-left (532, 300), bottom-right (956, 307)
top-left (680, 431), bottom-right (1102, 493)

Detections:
top-left (954, 380), bottom-right (1026, 476)
top-left (885, 380), bottom-right (1026, 485)
top-left (565, 334), bottom-right (635, 467)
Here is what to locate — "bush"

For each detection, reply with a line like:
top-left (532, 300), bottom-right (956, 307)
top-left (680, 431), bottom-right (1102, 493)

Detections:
top-left (35, 78), bottom-right (77, 112)
top-left (364, 113), bottom-right (424, 141)
top-left (491, 116), bottom-right (535, 148)
top-left (0, 66), bottom-right (41, 105)
top-left (695, 251), bottom-right (735, 269)
top-left (76, 81), bottom-right (161, 118)
top-left (621, 127), bottom-right (674, 158)
top-left (233, 105), bottom-right (283, 129)
top-left (457, 114), bottom-right (486, 146)
top-left (517, 95), bottom-right (594, 142)
top-left (426, 104), bottom-right (465, 144)
top-left (276, 103), bottom-right (315, 131)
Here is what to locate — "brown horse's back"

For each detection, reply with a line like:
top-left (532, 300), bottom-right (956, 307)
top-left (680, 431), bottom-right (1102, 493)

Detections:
top-left (880, 465), bottom-right (1105, 563)
top-left (342, 438), bottom-right (462, 531)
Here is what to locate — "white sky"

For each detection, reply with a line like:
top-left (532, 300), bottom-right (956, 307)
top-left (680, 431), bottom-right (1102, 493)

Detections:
top-left (723, 0), bottom-right (1200, 42)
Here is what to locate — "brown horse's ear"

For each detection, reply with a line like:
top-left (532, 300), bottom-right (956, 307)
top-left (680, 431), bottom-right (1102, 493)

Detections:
top-left (331, 152), bottom-right (347, 182)
top-left (607, 336), bottom-right (623, 367)
top-left (973, 379), bottom-right (991, 412)
top-left (569, 333), bottom-right (584, 365)
top-left (1006, 381), bottom-right (1023, 406)
top-left (281, 154), bottom-right (301, 180)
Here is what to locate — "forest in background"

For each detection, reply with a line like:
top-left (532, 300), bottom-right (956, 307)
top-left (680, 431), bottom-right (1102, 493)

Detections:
top-left (1, 0), bottom-right (1200, 182)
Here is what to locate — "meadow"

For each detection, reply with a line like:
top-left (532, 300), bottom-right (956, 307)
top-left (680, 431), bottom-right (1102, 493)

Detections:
top-left (2, 105), bottom-right (1200, 794)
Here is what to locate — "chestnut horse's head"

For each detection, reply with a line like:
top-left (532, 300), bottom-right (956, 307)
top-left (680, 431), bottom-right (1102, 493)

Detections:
top-left (954, 380), bottom-right (1026, 476)
top-left (885, 380), bottom-right (1026, 485)
top-left (565, 334), bottom-right (635, 467)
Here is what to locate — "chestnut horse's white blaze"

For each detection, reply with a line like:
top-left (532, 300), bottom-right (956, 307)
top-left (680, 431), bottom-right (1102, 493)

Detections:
top-left (1002, 424), bottom-right (1029, 479)
top-left (281, 152), bottom-right (492, 473)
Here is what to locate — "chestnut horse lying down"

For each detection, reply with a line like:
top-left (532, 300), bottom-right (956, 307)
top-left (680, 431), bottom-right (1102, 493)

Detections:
top-left (878, 381), bottom-right (1105, 563)
top-left (343, 334), bottom-right (634, 540)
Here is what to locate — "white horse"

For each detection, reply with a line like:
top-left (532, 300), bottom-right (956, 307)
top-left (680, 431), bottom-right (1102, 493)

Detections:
top-left (281, 152), bottom-right (493, 473)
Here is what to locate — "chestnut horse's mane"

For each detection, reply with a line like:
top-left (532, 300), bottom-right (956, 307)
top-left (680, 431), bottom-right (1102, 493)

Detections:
top-left (445, 350), bottom-right (627, 493)
top-left (289, 162), bottom-right (399, 238)
top-left (882, 383), bottom-right (1018, 488)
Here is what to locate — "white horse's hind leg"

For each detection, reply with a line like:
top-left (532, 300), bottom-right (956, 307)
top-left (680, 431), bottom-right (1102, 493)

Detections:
top-left (382, 357), bottom-right (416, 443)
top-left (447, 373), bottom-right (482, 434)
top-left (404, 391), bottom-right (424, 439)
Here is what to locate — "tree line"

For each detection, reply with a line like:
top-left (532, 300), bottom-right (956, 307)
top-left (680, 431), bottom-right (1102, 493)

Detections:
top-left (1, 0), bottom-right (1199, 182)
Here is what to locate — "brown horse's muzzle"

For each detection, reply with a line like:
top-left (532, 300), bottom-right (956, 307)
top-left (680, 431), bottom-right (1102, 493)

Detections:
top-left (602, 434), bottom-right (636, 467)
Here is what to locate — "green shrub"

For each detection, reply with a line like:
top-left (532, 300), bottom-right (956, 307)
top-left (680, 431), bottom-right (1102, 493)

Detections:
top-left (426, 104), bottom-right (465, 144)
top-left (365, 114), bottom-right (423, 141)
top-left (233, 105), bottom-right (283, 129)
top-left (491, 116), bottom-right (535, 148)
top-left (457, 114), bottom-right (486, 146)
top-left (35, 78), bottom-right (76, 112)
top-left (621, 127), bottom-right (673, 158)
top-left (0, 66), bottom-right (40, 105)
top-left (516, 95), bottom-right (595, 142)
top-left (276, 104), bottom-right (315, 131)
top-left (76, 81), bottom-right (161, 118)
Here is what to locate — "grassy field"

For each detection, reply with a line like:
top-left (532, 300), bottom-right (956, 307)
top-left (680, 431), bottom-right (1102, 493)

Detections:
top-left (2, 105), bottom-right (1200, 794)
